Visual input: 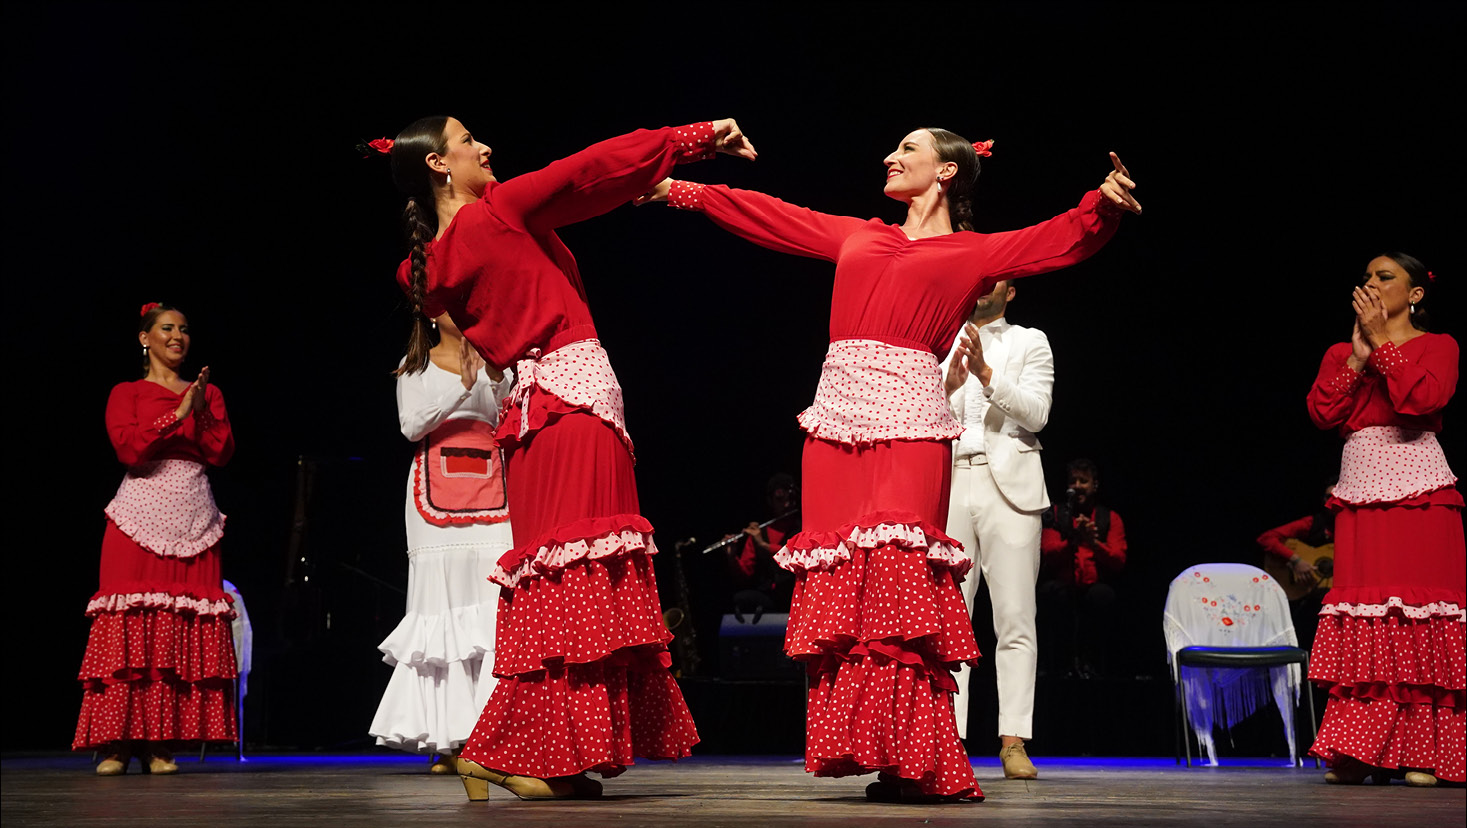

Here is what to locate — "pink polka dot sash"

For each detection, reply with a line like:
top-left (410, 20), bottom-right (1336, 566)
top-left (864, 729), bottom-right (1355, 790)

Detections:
top-left (797, 339), bottom-right (963, 446)
top-left (104, 459), bottom-right (224, 559)
top-left (508, 339), bottom-right (632, 451)
top-left (1334, 426), bottom-right (1457, 505)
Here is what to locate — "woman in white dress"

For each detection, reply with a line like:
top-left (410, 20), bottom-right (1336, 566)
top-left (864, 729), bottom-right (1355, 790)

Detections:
top-left (369, 308), bottom-right (514, 771)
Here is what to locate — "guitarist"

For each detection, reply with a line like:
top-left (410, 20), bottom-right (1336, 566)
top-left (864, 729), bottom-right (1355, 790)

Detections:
top-left (1255, 479), bottom-right (1336, 649)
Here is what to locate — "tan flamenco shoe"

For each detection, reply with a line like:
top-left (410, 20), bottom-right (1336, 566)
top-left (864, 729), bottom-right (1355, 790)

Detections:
top-left (454, 757), bottom-right (576, 801)
top-left (1403, 771), bottom-right (1439, 787)
top-left (1323, 758), bottom-right (1387, 785)
top-left (95, 753), bottom-right (130, 776)
top-left (145, 749), bottom-right (179, 775)
top-left (1000, 742), bottom-right (1039, 780)
top-left (428, 753), bottom-right (455, 775)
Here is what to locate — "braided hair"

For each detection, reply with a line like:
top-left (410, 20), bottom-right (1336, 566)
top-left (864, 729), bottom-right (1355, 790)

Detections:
top-left (923, 128), bottom-right (983, 232)
top-left (389, 116), bottom-right (450, 376)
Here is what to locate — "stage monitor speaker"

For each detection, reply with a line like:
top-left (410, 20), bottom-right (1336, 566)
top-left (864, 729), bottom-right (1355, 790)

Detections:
top-left (719, 613), bottom-right (802, 681)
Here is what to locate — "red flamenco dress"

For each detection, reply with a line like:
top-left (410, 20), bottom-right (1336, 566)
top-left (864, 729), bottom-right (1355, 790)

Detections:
top-left (411, 124), bottom-right (721, 779)
top-left (1306, 334), bottom-right (1465, 782)
top-left (668, 180), bottom-right (1122, 797)
top-left (74, 380), bottom-right (238, 751)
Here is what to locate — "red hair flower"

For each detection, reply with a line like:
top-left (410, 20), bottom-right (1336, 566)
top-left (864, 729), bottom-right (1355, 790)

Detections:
top-left (1427, 270), bottom-right (1437, 282)
top-left (140, 302), bottom-right (160, 317)
top-left (358, 137), bottom-right (395, 158)
top-left (972, 139), bottom-right (995, 158)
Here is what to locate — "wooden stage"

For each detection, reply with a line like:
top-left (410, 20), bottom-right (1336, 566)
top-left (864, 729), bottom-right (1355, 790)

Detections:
top-left (3, 753), bottom-right (1461, 827)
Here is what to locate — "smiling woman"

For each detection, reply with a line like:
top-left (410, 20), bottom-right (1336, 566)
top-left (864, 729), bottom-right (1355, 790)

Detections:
top-left (379, 114), bottom-right (757, 801)
top-left (73, 303), bottom-right (238, 775)
top-left (644, 127), bottom-right (1138, 802)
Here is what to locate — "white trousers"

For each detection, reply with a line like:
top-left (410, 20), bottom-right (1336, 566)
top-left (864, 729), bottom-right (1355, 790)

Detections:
top-left (947, 460), bottom-right (1042, 741)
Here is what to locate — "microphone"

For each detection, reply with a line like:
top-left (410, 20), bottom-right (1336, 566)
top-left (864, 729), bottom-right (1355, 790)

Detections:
top-left (1065, 487), bottom-right (1078, 510)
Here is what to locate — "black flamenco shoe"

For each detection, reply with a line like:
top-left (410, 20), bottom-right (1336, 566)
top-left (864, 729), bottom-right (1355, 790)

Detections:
top-left (559, 772), bottom-right (604, 798)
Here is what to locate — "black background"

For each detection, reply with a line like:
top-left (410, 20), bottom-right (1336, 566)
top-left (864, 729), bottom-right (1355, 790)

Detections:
top-left (6, 2), bottom-right (1462, 751)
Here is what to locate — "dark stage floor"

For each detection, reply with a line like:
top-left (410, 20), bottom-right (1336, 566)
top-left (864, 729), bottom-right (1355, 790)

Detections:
top-left (3, 753), bottom-right (1461, 827)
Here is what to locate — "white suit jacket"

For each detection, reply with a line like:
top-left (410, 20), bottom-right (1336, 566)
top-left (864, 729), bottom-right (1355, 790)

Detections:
top-left (944, 318), bottom-right (1053, 513)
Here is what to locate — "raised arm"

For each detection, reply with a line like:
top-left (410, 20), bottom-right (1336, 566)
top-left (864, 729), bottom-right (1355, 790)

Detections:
top-left (1368, 335), bottom-right (1459, 417)
top-left (661, 181), bottom-right (868, 262)
top-left (972, 154), bottom-right (1136, 281)
top-left (493, 120), bottom-right (752, 232)
top-left (978, 188), bottom-right (1123, 281)
top-left (194, 385), bottom-right (235, 466)
top-left (1307, 342), bottom-right (1364, 430)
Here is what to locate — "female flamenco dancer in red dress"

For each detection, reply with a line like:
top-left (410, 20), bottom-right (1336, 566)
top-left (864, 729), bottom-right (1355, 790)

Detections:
top-left (640, 130), bottom-right (1140, 801)
top-left (377, 116), bottom-right (756, 800)
top-left (1306, 252), bottom-right (1464, 787)
top-left (75, 303), bottom-right (238, 774)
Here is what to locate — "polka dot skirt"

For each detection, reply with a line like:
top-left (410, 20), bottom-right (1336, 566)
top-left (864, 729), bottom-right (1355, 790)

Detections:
top-left (457, 524), bottom-right (696, 778)
top-left (73, 608), bottom-right (239, 750)
top-left (1311, 694), bottom-right (1465, 783)
top-left (783, 522), bottom-right (982, 797)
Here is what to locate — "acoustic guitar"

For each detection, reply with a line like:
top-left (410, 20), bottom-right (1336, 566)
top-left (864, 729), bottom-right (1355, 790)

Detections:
top-left (1262, 538), bottom-right (1334, 601)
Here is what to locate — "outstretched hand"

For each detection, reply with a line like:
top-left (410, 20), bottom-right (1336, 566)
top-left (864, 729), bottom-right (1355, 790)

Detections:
top-left (1099, 152), bottom-right (1141, 214)
top-left (712, 118), bottom-right (758, 161)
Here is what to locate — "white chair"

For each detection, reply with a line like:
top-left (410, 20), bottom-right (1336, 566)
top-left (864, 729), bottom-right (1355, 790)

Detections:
top-left (1162, 563), bottom-right (1318, 766)
top-left (201, 579), bottom-right (252, 762)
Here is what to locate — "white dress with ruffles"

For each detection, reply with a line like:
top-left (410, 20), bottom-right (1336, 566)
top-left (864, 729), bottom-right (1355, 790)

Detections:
top-left (369, 361), bottom-right (514, 755)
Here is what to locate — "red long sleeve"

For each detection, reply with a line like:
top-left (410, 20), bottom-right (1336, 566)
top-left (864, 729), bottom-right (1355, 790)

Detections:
top-left (1370, 338), bottom-right (1459, 417)
top-left (673, 183), bottom-right (869, 262)
top-left (670, 184), bottom-right (1121, 355)
top-left (494, 123), bottom-right (714, 233)
top-left (975, 189), bottom-right (1122, 281)
top-left (419, 123), bottom-right (719, 370)
top-left (1307, 334), bottom-right (1457, 435)
top-left (1257, 515), bottom-right (1316, 561)
top-left (105, 381), bottom-right (234, 468)
top-left (1093, 511), bottom-right (1127, 575)
top-left (1041, 508), bottom-right (1126, 586)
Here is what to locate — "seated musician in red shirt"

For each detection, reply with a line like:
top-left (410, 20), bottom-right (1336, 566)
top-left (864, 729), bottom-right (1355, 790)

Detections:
top-left (1038, 458), bottom-right (1127, 678)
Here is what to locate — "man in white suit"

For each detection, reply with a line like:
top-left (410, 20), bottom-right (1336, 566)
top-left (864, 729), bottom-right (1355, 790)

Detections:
top-left (943, 279), bottom-right (1052, 780)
